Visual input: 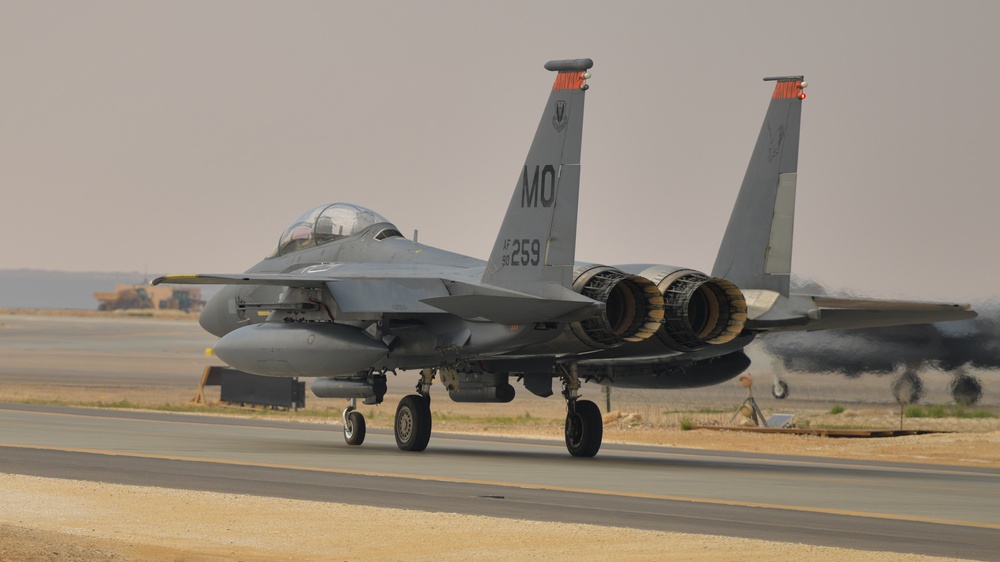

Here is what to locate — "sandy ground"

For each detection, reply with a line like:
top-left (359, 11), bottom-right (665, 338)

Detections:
top-left (0, 473), bottom-right (964, 562)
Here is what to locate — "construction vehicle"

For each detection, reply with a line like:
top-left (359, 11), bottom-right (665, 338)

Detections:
top-left (95, 284), bottom-right (202, 312)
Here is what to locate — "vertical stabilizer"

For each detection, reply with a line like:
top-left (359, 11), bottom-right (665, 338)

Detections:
top-left (482, 59), bottom-right (593, 296)
top-left (711, 76), bottom-right (805, 297)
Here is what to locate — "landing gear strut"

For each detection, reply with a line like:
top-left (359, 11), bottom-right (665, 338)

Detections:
top-left (394, 368), bottom-right (435, 452)
top-left (560, 363), bottom-right (602, 457)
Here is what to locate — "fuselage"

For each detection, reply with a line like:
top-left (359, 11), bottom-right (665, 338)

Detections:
top-left (199, 217), bottom-right (753, 388)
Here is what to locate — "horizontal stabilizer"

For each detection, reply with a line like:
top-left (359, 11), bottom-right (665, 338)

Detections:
top-left (745, 290), bottom-right (977, 332)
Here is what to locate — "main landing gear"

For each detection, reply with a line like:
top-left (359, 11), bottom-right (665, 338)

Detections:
top-left (394, 367), bottom-right (435, 452)
top-left (395, 394), bottom-right (432, 451)
top-left (560, 364), bottom-right (602, 457)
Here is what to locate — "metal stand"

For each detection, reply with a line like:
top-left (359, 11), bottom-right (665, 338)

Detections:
top-left (729, 374), bottom-right (768, 427)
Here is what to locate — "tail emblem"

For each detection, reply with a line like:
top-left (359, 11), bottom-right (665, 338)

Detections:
top-left (767, 123), bottom-right (786, 162)
top-left (552, 100), bottom-right (568, 132)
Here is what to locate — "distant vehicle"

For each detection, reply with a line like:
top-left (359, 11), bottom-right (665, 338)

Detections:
top-left (155, 59), bottom-right (974, 457)
top-left (95, 284), bottom-right (202, 312)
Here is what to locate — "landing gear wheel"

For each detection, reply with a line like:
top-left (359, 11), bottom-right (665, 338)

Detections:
top-left (950, 375), bottom-right (983, 406)
top-left (395, 394), bottom-right (432, 452)
top-left (565, 399), bottom-right (603, 458)
top-left (344, 410), bottom-right (366, 446)
top-left (772, 379), bottom-right (790, 400)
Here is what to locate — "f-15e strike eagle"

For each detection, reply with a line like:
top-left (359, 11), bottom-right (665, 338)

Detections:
top-left (154, 59), bottom-right (975, 457)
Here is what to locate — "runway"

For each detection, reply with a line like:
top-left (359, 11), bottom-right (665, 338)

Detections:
top-left (0, 314), bottom-right (216, 388)
top-left (2, 403), bottom-right (998, 560)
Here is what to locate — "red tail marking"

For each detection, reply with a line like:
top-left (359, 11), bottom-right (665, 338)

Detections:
top-left (552, 71), bottom-right (585, 90)
top-left (772, 81), bottom-right (804, 99)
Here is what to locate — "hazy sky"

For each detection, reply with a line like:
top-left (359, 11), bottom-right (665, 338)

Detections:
top-left (3, 1), bottom-right (998, 302)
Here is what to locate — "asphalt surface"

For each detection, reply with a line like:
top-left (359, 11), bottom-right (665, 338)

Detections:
top-left (2, 403), bottom-right (999, 560)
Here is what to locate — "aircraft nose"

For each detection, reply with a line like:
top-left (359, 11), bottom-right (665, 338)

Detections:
top-left (199, 287), bottom-right (237, 337)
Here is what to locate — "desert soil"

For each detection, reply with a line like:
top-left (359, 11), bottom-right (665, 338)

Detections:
top-left (0, 472), bottom-right (966, 562)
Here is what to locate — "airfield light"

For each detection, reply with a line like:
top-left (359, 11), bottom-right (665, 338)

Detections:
top-left (798, 93), bottom-right (806, 100)
top-left (583, 72), bottom-right (592, 80)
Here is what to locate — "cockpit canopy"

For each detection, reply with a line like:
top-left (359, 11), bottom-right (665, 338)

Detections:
top-left (269, 203), bottom-right (397, 257)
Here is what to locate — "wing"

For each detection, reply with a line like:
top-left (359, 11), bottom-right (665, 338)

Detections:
top-left (152, 270), bottom-right (599, 324)
top-left (152, 273), bottom-right (328, 288)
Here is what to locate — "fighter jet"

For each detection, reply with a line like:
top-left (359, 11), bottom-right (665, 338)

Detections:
top-left (760, 294), bottom-right (998, 404)
top-left (154, 59), bottom-right (975, 457)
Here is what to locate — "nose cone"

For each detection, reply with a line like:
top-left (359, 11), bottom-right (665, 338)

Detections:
top-left (199, 287), bottom-right (237, 337)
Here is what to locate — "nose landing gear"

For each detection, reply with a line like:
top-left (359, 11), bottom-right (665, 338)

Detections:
top-left (343, 399), bottom-right (366, 446)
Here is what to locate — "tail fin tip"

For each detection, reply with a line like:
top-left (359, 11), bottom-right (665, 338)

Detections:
top-left (764, 76), bottom-right (808, 100)
top-left (544, 59), bottom-right (594, 72)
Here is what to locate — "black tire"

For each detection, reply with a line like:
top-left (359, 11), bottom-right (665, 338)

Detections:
top-left (344, 410), bottom-right (366, 446)
top-left (772, 380), bottom-right (790, 400)
top-left (395, 394), bottom-right (432, 452)
top-left (565, 399), bottom-right (603, 458)
top-left (950, 375), bottom-right (983, 406)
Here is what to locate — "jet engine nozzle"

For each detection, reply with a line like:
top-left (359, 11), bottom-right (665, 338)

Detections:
top-left (569, 265), bottom-right (665, 348)
top-left (637, 267), bottom-right (747, 351)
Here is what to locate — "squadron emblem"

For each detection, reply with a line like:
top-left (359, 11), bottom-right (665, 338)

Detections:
top-left (767, 123), bottom-right (785, 162)
top-left (552, 100), bottom-right (568, 132)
